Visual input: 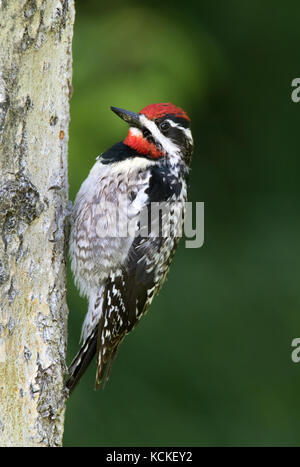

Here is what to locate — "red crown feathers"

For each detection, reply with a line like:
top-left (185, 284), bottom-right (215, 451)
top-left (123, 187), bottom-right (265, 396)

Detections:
top-left (139, 103), bottom-right (190, 121)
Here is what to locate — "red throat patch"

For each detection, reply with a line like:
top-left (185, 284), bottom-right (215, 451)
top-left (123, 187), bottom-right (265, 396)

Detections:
top-left (124, 130), bottom-right (164, 159)
top-left (139, 102), bottom-right (190, 121)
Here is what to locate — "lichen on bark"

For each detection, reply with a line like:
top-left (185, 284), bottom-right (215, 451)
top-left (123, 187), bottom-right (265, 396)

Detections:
top-left (0, 0), bottom-right (75, 447)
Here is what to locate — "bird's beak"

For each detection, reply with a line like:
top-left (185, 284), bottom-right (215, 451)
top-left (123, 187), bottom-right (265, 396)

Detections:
top-left (110, 106), bottom-right (140, 127)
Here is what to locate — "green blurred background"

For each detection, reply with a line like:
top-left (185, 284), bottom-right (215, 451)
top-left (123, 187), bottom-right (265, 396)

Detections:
top-left (64, 0), bottom-right (300, 446)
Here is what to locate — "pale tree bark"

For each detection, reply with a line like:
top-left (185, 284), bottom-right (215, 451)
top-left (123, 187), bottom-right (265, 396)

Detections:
top-left (0, 1), bottom-right (75, 446)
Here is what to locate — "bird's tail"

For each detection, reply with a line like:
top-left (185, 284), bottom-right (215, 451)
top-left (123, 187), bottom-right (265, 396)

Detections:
top-left (66, 327), bottom-right (98, 395)
top-left (66, 326), bottom-right (118, 394)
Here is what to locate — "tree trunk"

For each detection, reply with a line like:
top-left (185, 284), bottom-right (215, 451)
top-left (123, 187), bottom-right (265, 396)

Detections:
top-left (0, 0), bottom-right (74, 447)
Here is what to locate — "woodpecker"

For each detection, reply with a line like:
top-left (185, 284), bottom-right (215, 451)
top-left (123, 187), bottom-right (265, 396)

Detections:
top-left (66, 103), bottom-right (193, 393)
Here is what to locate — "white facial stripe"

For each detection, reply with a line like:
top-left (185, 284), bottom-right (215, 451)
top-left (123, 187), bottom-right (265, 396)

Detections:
top-left (139, 114), bottom-right (180, 157)
top-left (129, 127), bottom-right (142, 137)
top-left (166, 119), bottom-right (193, 143)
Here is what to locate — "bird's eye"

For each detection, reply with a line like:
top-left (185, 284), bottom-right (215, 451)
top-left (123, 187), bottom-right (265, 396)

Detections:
top-left (159, 121), bottom-right (170, 132)
top-left (143, 129), bottom-right (150, 138)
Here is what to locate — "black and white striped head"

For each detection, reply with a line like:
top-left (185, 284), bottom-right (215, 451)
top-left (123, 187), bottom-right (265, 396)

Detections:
top-left (111, 103), bottom-right (193, 165)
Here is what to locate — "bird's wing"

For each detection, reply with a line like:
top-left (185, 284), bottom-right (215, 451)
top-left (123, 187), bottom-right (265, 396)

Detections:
top-left (95, 165), bottom-right (186, 387)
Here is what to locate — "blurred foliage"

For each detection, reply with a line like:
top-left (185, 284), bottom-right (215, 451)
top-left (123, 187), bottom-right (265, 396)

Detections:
top-left (64, 0), bottom-right (300, 446)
